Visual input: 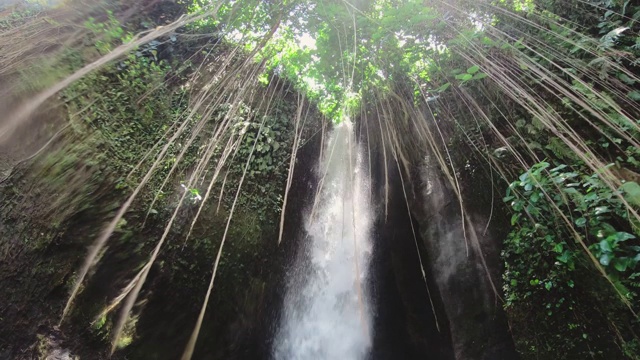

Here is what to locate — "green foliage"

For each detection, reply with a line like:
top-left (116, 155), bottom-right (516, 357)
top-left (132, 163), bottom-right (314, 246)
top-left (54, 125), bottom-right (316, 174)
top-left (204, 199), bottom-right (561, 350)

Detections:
top-left (502, 161), bottom-right (640, 359)
top-left (222, 97), bottom-right (297, 220)
top-left (64, 53), bottom-right (184, 191)
top-left (232, 105), bottom-right (289, 177)
top-left (84, 10), bottom-right (133, 54)
top-left (13, 47), bottom-right (84, 94)
top-left (243, 0), bottom-right (482, 121)
top-left (453, 65), bottom-right (488, 84)
top-left (0, 3), bottom-right (40, 29)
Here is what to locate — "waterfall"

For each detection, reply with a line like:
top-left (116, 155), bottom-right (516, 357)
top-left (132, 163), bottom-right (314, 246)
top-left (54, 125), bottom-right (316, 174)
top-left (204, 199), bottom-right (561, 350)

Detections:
top-left (273, 120), bottom-right (373, 360)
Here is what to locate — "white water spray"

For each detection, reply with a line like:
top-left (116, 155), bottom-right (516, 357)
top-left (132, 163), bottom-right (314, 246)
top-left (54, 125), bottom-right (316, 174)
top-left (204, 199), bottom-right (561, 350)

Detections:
top-left (274, 120), bottom-right (373, 359)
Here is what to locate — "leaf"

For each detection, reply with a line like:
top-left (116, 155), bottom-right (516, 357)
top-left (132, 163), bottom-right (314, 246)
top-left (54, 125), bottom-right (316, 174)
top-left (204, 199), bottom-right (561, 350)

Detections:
top-left (456, 73), bottom-right (473, 81)
top-left (530, 192), bottom-right (540, 202)
top-left (481, 37), bottom-right (495, 46)
top-left (436, 82), bottom-right (451, 92)
top-left (575, 217), bottom-right (587, 227)
top-left (461, 73), bottom-right (473, 81)
top-left (599, 253), bottom-right (612, 266)
top-left (564, 187), bottom-right (579, 195)
top-left (528, 141), bottom-right (542, 150)
top-left (473, 72), bottom-right (488, 80)
top-left (467, 65), bottom-right (480, 74)
top-left (618, 72), bottom-right (636, 85)
top-left (628, 91), bottom-right (640, 101)
top-left (599, 240), bottom-right (612, 253)
top-left (514, 38), bottom-right (525, 49)
top-left (620, 181), bottom-right (640, 206)
top-left (614, 232), bottom-right (635, 242)
top-left (557, 251), bottom-right (571, 264)
top-left (614, 259), bottom-right (629, 272)
top-left (531, 117), bottom-right (546, 131)
top-left (554, 243), bottom-right (564, 253)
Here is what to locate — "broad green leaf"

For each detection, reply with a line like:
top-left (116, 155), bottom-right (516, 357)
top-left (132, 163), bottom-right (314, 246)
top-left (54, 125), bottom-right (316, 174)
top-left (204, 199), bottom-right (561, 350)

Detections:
top-left (618, 73), bottom-right (636, 85)
top-left (614, 232), bottom-right (635, 242)
top-left (481, 37), bottom-right (495, 46)
top-left (467, 65), bottom-right (480, 74)
top-left (613, 258), bottom-right (629, 272)
top-left (530, 192), bottom-right (540, 202)
top-left (554, 243), bottom-right (563, 253)
top-left (436, 82), bottom-right (451, 92)
top-left (564, 187), bottom-right (579, 195)
top-left (599, 240), bottom-right (612, 252)
top-left (620, 181), bottom-right (640, 206)
top-left (557, 251), bottom-right (571, 264)
top-left (628, 90), bottom-right (640, 101)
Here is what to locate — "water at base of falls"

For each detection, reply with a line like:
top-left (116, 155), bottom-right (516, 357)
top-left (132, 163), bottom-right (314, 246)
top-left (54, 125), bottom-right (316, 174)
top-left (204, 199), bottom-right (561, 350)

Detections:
top-left (273, 121), bottom-right (373, 360)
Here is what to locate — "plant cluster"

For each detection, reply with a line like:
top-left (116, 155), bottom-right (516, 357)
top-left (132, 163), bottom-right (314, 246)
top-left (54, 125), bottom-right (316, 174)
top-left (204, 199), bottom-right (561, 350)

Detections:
top-left (502, 159), bottom-right (640, 358)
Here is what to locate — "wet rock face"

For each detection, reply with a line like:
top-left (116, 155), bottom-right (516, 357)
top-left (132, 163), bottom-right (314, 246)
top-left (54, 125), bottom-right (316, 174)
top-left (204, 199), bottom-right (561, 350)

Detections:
top-left (410, 157), bottom-right (518, 360)
top-left (362, 136), bottom-right (455, 359)
top-left (368, 163), bottom-right (455, 360)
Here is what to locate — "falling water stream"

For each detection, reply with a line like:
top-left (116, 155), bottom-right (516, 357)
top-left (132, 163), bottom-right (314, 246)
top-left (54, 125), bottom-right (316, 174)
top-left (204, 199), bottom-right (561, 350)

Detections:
top-left (274, 120), bottom-right (373, 359)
